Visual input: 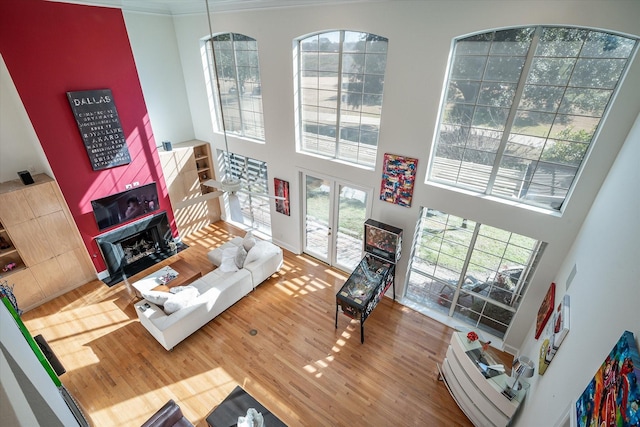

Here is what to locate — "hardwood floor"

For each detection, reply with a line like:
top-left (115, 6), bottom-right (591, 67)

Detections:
top-left (20, 221), bottom-right (509, 426)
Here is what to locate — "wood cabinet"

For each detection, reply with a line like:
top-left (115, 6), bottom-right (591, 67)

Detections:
top-left (8, 218), bottom-right (53, 266)
top-left (0, 174), bottom-right (95, 311)
top-left (438, 331), bottom-right (526, 427)
top-left (159, 140), bottom-right (221, 237)
top-left (0, 222), bottom-right (26, 277)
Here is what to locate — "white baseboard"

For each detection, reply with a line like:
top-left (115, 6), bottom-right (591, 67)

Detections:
top-left (271, 237), bottom-right (299, 254)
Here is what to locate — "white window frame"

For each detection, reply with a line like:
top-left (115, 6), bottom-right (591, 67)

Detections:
top-left (403, 207), bottom-right (546, 340)
top-left (294, 30), bottom-right (389, 168)
top-left (205, 33), bottom-right (265, 142)
top-left (428, 26), bottom-right (638, 211)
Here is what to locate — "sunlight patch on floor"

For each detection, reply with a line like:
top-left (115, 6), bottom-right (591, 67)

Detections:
top-left (61, 345), bottom-right (100, 369)
top-left (274, 283), bottom-right (295, 295)
top-left (325, 268), bottom-right (347, 281)
top-left (295, 255), bottom-right (320, 267)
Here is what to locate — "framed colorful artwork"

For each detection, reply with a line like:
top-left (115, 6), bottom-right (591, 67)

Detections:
top-left (379, 153), bottom-right (418, 208)
top-left (274, 178), bottom-right (290, 216)
top-left (575, 330), bottom-right (640, 427)
top-left (535, 282), bottom-right (555, 339)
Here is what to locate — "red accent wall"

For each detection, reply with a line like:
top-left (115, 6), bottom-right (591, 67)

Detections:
top-left (0, 0), bottom-right (176, 273)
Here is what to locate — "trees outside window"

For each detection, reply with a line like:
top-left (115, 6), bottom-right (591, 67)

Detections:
top-left (296, 31), bottom-right (388, 168)
top-left (206, 33), bottom-right (265, 140)
top-left (429, 27), bottom-right (637, 210)
top-left (404, 208), bottom-right (545, 339)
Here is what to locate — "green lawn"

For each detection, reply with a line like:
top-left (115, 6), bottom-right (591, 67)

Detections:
top-left (306, 191), bottom-right (366, 239)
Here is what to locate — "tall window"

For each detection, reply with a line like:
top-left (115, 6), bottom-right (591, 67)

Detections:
top-left (405, 208), bottom-right (545, 339)
top-left (296, 31), bottom-right (388, 168)
top-left (429, 27), bottom-right (637, 210)
top-left (217, 151), bottom-right (272, 235)
top-left (206, 33), bottom-right (265, 140)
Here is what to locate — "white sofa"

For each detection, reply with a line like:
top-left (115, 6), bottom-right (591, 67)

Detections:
top-left (134, 234), bottom-right (283, 350)
top-left (206, 236), bottom-right (283, 287)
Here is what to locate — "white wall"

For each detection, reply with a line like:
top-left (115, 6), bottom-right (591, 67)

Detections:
top-left (122, 12), bottom-right (194, 146)
top-left (516, 113), bottom-right (640, 426)
top-left (0, 55), bottom-right (52, 183)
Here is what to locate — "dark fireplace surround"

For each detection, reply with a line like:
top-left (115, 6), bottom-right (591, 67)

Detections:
top-left (96, 211), bottom-right (177, 286)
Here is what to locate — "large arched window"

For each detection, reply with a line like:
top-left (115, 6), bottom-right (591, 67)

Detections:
top-left (429, 27), bottom-right (637, 210)
top-left (295, 31), bottom-right (388, 168)
top-left (205, 33), bottom-right (265, 141)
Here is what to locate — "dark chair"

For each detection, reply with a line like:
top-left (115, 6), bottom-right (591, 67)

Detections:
top-left (141, 399), bottom-right (194, 427)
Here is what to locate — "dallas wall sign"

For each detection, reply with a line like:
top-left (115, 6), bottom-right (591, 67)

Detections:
top-left (67, 89), bottom-right (131, 170)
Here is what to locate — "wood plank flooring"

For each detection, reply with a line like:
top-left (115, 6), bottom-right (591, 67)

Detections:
top-left (20, 221), bottom-right (510, 426)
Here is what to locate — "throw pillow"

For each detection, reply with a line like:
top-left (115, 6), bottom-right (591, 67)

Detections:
top-left (235, 246), bottom-right (248, 269)
top-left (242, 232), bottom-right (257, 252)
top-left (141, 289), bottom-right (171, 306)
top-left (219, 247), bottom-right (239, 272)
top-left (244, 240), bottom-right (269, 265)
top-left (163, 286), bottom-right (200, 314)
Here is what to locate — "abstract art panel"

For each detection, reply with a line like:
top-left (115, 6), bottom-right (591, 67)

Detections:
top-left (379, 153), bottom-right (418, 208)
top-left (576, 330), bottom-right (640, 427)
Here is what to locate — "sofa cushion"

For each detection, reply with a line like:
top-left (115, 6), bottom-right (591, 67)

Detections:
top-left (163, 286), bottom-right (200, 314)
top-left (141, 289), bottom-right (171, 306)
top-left (198, 267), bottom-right (251, 289)
top-left (235, 246), bottom-right (248, 269)
top-left (219, 247), bottom-right (239, 272)
top-left (185, 277), bottom-right (210, 295)
top-left (245, 240), bottom-right (275, 265)
top-left (169, 285), bottom-right (196, 294)
top-left (242, 232), bottom-right (257, 251)
top-left (207, 237), bottom-right (243, 267)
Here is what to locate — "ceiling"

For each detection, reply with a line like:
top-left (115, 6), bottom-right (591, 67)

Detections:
top-left (49, 0), bottom-right (387, 15)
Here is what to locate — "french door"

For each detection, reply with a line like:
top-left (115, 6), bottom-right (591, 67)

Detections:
top-left (302, 172), bottom-right (371, 272)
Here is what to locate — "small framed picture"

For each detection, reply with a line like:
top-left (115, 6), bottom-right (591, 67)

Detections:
top-left (535, 282), bottom-right (555, 339)
top-left (274, 178), bottom-right (290, 216)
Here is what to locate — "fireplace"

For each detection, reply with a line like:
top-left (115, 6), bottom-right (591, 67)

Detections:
top-left (121, 230), bottom-right (158, 264)
top-left (95, 211), bottom-right (179, 286)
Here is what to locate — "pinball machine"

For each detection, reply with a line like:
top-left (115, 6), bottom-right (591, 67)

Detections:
top-left (335, 219), bottom-right (403, 343)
